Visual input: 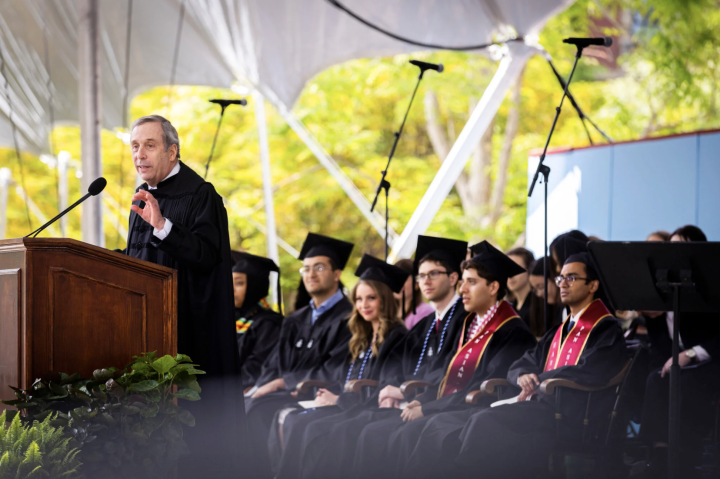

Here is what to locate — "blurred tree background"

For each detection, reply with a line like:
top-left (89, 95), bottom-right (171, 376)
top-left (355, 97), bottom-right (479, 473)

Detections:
top-left (2, 0), bottom-right (719, 306)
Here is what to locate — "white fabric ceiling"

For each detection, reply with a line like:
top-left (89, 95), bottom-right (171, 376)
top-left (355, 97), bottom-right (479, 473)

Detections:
top-left (0, 0), bottom-right (572, 154)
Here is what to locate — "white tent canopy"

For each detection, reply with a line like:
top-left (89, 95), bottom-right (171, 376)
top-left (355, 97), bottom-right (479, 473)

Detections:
top-left (0, 0), bottom-right (571, 253)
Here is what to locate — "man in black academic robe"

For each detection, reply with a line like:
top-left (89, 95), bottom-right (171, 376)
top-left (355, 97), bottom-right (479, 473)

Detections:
top-left (387, 241), bottom-right (537, 479)
top-left (125, 115), bottom-right (243, 477)
top-left (244, 233), bottom-right (354, 478)
top-left (448, 253), bottom-right (627, 478)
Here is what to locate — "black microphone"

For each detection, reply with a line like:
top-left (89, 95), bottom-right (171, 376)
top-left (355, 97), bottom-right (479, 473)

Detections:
top-left (409, 60), bottom-right (444, 73)
top-left (209, 99), bottom-right (248, 107)
top-left (25, 177), bottom-right (107, 238)
top-left (563, 36), bottom-right (613, 48)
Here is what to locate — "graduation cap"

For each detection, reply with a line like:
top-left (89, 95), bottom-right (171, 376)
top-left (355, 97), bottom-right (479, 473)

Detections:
top-left (550, 231), bottom-right (588, 266)
top-left (232, 252), bottom-right (283, 314)
top-left (298, 233), bottom-right (354, 270)
top-left (355, 254), bottom-right (410, 294)
top-left (413, 235), bottom-right (467, 275)
top-left (468, 240), bottom-right (526, 280)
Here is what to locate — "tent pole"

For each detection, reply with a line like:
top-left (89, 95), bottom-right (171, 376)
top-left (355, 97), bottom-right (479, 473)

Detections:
top-left (389, 43), bottom-right (535, 260)
top-left (78, 0), bottom-right (104, 246)
top-left (57, 152), bottom-right (69, 236)
top-left (0, 168), bottom-right (10, 239)
top-left (254, 90), bottom-right (280, 306)
top-left (266, 96), bottom-right (396, 243)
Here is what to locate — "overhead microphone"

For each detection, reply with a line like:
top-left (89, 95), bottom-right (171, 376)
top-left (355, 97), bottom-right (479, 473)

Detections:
top-left (25, 177), bottom-right (107, 238)
top-left (209, 99), bottom-right (248, 107)
top-left (409, 60), bottom-right (444, 74)
top-left (562, 36), bottom-right (613, 48)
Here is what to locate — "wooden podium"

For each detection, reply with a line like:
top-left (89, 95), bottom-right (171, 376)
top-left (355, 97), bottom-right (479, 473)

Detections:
top-left (0, 238), bottom-right (177, 407)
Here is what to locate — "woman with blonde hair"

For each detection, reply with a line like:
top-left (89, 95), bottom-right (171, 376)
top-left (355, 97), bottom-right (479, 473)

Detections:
top-left (269, 254), bottom-right (408, 478)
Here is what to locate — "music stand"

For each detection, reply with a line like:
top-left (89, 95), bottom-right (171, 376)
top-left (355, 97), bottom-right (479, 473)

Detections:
top-left (587, 241), bottom-right (720, 479)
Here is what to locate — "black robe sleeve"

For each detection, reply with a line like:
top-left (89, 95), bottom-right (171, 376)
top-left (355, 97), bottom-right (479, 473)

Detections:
top-left (150, 184), bottom-right (222, 272)
top-left (418, 319), bottom-right (537, 414)
top-left (282, 313), bottom-right (352, 391)
top-left (335, 326), bottom-right (408, 410)
top-left (238, 310), bottom-right (283, 387)
top-left (507, 317), bottom-right (628, 388)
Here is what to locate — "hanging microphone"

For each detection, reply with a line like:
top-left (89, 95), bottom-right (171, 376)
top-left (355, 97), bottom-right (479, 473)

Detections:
top-left (409, 60), bottom-right (444, 73)
top-left (25, 177), bottom-right (107, 238)
top-left (209, 99), bottom-right (248, 107)
top-left (563, 37), bottom-right (613, 48)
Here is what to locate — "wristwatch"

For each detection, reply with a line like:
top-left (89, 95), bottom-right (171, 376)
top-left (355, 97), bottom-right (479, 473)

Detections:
top-left (684, 348), bottom-right (697, 362)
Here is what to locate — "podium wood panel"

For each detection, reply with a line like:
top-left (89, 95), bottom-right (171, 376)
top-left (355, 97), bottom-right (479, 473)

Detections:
top-left (0, 238), bottom-right (177, 409)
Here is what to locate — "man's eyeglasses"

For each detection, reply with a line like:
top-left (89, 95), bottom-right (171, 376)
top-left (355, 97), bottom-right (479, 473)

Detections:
top-left (554, 275), bottom-right (589, 287)
top-left (299, 264), bottom-right (329, 275)
top-left (416, 270), bottom-right (449, 282)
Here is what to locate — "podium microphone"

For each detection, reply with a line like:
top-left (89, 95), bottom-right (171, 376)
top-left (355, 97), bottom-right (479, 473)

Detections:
top-left (25, 177), bottom-right (107, 238)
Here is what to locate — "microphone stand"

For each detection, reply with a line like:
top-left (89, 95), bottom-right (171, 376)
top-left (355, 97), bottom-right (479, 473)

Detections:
top-left (25, 191), bottom-right (93, 238)
top-left (205, 103), bottom-right (229, 179)
top-left (528, 45), bottom-right (585, 332)
top-left (370, 69), bottom-right (426, 260)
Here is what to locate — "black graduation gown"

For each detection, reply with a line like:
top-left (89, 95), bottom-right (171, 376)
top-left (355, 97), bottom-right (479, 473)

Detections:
top-left (236, 304), bottom-right (284, 388)
top-left (124, 161), bottom-right (244, 477)
top-left (388, 316), bottom-right (537, 478)
top-left (302, 299), bottom-right (467, 479)
top-left (244, 297), bottom-right (353, 478)
top-left (450, 314), bottom-right (627, 478)
top-left (640, 311), bottom-right (720, 468)
top-left (270, 326), bottom-right (408, 479)
top-left (511, 296), bottom-right (531, 328)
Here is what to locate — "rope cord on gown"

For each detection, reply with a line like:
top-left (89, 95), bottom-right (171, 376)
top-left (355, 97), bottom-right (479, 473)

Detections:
top-left (0, 35), bottom-right (31, 229)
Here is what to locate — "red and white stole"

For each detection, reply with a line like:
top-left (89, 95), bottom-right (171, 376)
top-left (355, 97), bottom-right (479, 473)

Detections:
top-left (437, 301), bottom-right (519, 398)
top-left (544, 299), bottom-right (611, 372)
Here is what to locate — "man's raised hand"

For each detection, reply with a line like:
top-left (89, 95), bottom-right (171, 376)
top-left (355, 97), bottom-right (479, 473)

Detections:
top-left (131, 190), bottom-right (166, 231)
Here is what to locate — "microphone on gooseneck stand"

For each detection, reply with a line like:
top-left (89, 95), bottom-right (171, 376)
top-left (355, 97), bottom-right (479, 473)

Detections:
top-left (409, 60), bottom-right (444, 75)
top-left (209, 99), bottom-right (248, 107)
top-left (25, 177), bottom-right (107, 238)
top-left (205, 98), bottom-right (248, 179)
top-left (562, 36), bottom-right (613, 48)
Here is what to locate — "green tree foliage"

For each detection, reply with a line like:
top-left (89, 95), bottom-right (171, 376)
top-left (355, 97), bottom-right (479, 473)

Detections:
top-left (2, 0), bottom-right (718, 305)
top-left (0, 411), bottom-right (82, 479)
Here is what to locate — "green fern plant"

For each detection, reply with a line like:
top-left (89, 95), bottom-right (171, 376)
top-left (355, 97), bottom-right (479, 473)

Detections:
top-left (0, 410), bottom-right (81, 478)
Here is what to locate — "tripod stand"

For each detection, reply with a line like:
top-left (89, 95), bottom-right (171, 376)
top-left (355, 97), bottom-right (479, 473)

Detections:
top-left (528, 45), bottom-right (587, 332)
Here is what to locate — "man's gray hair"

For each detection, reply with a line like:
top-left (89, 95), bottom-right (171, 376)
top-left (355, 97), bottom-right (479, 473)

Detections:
top-left (131, 115), bottom-right (181, 159)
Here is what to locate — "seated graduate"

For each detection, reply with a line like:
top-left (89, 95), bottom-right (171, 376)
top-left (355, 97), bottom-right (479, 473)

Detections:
top-left (528, 256), bottom-right (565, 334)
top-left (269, 254), bottom-right (409, 479)
top-left (448, 252), bottom-right (627, 479)
top-left (394, 258), bottom-right (435, 329)
top-left (244, 233), bottom-right (354, 478)
top-left (640, 225), bottom-right (720, 475)
top-left (505, 247), bottom-right (535, 326)
top-left (388, 241), bottom-right (537, 479)
top-left (290, 235), bottom-right (469, 479)
top-left (232, 252), bottom-right (285, 388)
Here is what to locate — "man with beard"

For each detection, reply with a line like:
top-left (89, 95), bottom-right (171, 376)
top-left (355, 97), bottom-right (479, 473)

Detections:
top-left (244, 233), bottom-right (354, 477)
top-left (450, 253), bottom-right (627, 478)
